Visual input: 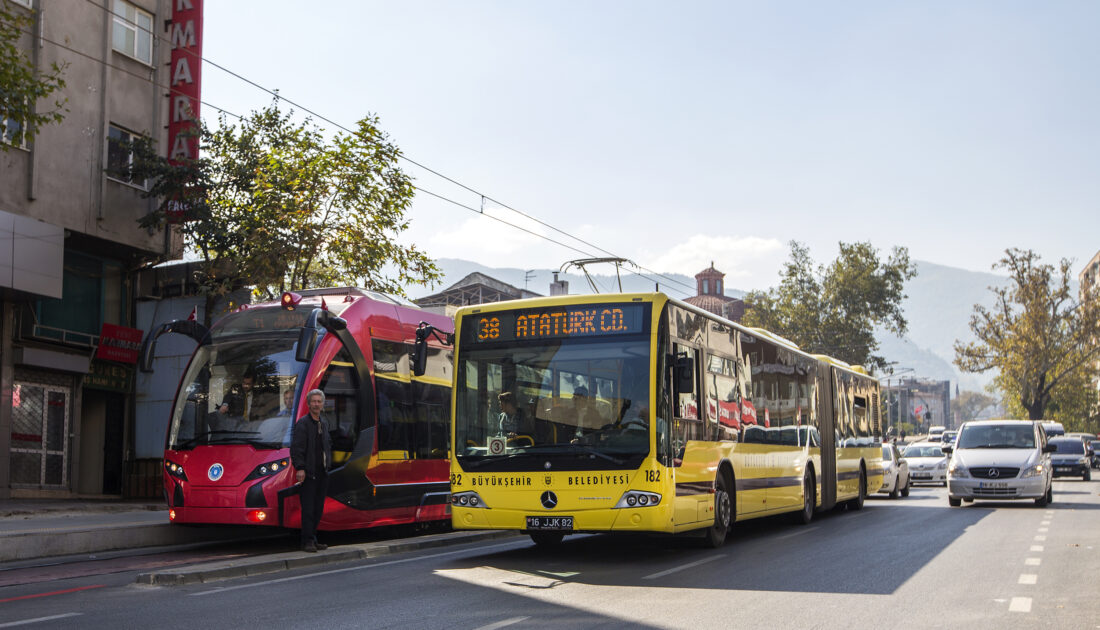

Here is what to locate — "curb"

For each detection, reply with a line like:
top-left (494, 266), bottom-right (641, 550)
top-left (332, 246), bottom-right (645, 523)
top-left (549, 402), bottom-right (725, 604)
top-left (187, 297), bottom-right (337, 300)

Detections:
top-left (136, 529), bottom-right (522, 586)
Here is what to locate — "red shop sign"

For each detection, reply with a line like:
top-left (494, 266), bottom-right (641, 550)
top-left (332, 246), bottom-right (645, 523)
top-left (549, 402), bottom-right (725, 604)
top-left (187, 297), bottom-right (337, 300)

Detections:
top-left (96, 323), bottom-right (144, 364)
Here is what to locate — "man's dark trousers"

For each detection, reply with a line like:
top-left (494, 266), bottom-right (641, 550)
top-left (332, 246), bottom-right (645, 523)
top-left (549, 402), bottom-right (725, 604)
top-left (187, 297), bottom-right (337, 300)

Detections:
top-left (300, 473), bottom-right (328, 547)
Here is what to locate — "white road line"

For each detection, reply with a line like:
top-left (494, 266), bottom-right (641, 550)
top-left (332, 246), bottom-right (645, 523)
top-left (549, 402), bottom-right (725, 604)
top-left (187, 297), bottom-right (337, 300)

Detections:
top-left (1044, 510), bottom-right (1054, 516)
top-left (0, 613), bottom-right (82, 628)
top-left (1040, 520), bottom-right (1050, 526)
top-left (643, 554), bottom-right (724, 580)
top-left (1030, 545), bottom-right (1044, 552)
top-left (474, 617), bottom-right (531, 630)
top-left (1037, 527), bottom-right (1049, 533)
top-left (1034, 535), bottom-right (1047, 541)
top-left (774, 526), bottom-right (819, 540)
top-left (189, 540), bottom-right (523, 597)
top-left (1009, 597), bottom-right (1032, 613)
top-left (1018, 574), bottom-right (1037, 585)
top-left (1025, 557), bottom-right (1041, 566)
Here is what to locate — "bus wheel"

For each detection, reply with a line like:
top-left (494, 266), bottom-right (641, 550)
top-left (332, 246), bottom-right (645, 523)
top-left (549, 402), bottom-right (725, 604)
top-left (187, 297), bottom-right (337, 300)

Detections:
top-left (794, 471), bottom-right (815, 525)
top-left (703, 474), bottom-right (731, 548)
top-left (846, 469), bottom-right (867, 511)
top-left (530, 532), bottom-right (564, 547)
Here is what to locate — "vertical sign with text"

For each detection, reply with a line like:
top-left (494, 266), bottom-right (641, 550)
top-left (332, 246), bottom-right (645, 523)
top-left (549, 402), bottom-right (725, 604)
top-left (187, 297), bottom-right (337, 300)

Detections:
top-left (166, 0), bottom-right (204, 222)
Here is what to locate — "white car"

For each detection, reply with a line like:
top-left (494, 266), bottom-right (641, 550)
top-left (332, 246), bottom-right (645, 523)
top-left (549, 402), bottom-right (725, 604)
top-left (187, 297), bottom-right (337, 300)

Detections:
top-left (945, 420), bottom-right (1054, 507)
top-left (902, 442), bottom-right (948, 486)
top-left (877, 443), bottom-right (910, 498)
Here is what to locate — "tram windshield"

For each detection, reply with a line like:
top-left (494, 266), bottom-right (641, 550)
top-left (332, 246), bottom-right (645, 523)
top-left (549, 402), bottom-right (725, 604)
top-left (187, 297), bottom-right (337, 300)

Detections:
top-left (167, 334), bottom-right (306, 450)
top-left (454, 336), bottom-right (652, 471)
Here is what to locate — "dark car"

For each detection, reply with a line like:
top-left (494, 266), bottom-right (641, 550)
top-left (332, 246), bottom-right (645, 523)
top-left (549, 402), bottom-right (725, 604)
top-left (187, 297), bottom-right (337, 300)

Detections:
top-left (1049, 437), bottom-right (1091, 481)
top-left (1091, 440), bottom-right (1100, 470)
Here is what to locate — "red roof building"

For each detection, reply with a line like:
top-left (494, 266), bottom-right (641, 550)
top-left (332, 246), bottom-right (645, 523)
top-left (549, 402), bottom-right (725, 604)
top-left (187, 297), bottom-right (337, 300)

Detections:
top-left (683, 262), bottom-right (745, 322)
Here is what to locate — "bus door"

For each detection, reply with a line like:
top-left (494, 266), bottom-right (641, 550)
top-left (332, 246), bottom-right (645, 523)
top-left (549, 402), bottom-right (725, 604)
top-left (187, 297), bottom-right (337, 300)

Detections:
top-left (670, 343), bottom-right (709, 527)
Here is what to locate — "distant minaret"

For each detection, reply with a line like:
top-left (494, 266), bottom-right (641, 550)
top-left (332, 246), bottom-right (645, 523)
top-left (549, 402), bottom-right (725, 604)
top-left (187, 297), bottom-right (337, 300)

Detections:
top-left (550, 272), bottom-right (569, 296)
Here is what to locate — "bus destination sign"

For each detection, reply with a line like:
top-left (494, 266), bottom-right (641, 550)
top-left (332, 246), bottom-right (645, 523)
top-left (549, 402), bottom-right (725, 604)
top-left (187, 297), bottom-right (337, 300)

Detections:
top-left (466, 303), bottom-right (647, 343)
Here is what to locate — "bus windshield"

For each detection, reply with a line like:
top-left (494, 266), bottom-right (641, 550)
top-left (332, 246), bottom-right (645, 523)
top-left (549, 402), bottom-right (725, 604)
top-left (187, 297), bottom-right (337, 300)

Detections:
top-left (167, 335), bottom-right (306, 450)
top-left (455, 336), bottom-right (651, 471)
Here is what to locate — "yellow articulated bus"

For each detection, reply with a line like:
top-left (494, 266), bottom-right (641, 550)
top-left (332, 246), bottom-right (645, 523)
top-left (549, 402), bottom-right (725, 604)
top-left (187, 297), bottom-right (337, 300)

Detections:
top-left (444, 292), bottom-right (883, 547)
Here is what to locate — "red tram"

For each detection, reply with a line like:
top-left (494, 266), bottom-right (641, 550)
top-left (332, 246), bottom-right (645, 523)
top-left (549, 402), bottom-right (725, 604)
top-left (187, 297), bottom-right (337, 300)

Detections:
top-left (140, 288), bottom-right (453, 531)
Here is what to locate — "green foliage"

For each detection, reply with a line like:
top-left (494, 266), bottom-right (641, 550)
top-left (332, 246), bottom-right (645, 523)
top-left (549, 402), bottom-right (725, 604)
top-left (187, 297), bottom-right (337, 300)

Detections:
top-left (132, 101), bottom-right (441, 324)
top-left (954, 248), bottom-right (1100, 422)
top-left (0, 3), bottom-right (67, 150)
top-left (742, 241), bottom-right (917, 370)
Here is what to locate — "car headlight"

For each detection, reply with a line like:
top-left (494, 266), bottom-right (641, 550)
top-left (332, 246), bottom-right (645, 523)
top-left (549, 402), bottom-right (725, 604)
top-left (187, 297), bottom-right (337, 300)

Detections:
top-left (948, 462), bottom-right (968, 478)
top-left (1020, 464), bottom-right (1044, 478)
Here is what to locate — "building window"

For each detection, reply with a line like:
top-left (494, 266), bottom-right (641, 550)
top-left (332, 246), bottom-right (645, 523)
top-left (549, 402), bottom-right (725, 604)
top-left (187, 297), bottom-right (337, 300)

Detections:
top-left (717, 280), bottom-right (722, 294)
top-left (702, 280), bottom-right (709, 294)
top-left (1, 111), bottom-right (27, 149)
top-left (9, 0), bottom-right (33, 7)
top-left (106, 124), bottom-right (147, 188)
top-left (111, 0), bottom-right (153, 64)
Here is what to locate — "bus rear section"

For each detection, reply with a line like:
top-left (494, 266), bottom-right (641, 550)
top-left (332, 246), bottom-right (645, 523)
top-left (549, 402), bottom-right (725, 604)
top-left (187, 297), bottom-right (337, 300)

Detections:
top-left (147, 287), bottom-right (453, 530)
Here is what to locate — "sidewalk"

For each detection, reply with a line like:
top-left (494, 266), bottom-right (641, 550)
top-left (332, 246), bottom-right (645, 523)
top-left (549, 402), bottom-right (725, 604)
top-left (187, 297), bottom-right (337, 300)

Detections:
top-left (0, 498), bottom-right (256, 564)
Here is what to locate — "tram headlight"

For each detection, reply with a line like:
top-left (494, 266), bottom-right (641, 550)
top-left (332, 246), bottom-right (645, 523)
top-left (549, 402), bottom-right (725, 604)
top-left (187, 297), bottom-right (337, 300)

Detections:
top-left (450, 491), bottom-right (489, 509)
top-left (614, 490), bottom-right (662, 509)
top-left (245, 458), bottom-right (291, 481)
top-left (164, 460), bottom-right (188, 481)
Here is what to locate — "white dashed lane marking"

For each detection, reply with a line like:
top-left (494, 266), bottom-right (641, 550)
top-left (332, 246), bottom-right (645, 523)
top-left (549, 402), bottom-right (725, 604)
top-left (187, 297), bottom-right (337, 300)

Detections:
top-left (1009, 597), bottom-right (1032, 613)
top-left (1025, 558), bottom-right (1041, 566)
top-left (1018, 574), bottom-right (1038, 585)
top-left (1030, 545), bottom-right (1044, 552)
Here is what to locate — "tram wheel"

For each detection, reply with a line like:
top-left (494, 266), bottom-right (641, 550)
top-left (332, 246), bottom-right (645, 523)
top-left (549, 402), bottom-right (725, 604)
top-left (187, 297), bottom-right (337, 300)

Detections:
top-left (702, 474), bottom-right (731, 548)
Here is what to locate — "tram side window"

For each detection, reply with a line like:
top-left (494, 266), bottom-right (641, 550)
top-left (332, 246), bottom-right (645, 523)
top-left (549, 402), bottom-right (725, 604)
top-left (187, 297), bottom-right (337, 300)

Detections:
top-left (319, 359), bottom-right (359, 456)
top-left (377, 377), bottom-right (414, 457)
top-left (411, 381), bottom-right (450, 459)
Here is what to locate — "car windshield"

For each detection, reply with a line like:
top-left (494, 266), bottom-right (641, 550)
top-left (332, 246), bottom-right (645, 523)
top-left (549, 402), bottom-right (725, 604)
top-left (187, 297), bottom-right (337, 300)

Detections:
top-left (1052, 440), bottom-right (1084, 454)
top-left (454, 334), bottom-right (652, 472)
top-left (167, 335), bottom-right (305, 450)
top-left (903, 445), bottom-right (943, 458)
top-left (881, 445), bottom-right (894, 460)
top-left (957, 424), bottom-right (1035, 449)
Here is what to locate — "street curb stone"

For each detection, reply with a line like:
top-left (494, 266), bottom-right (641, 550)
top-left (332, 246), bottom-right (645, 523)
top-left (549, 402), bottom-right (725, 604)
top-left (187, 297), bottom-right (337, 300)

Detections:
top-left (135, 529), bottom-right (520, 586)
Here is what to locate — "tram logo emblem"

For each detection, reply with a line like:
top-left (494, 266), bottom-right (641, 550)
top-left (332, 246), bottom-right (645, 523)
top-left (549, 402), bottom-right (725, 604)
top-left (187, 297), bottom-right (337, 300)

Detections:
top-left (540, 491), bottom-right (558, 509)
top-left (544, 475), bottom-right (552, 486)
top-left (208, 463), bottom-right (224, 481)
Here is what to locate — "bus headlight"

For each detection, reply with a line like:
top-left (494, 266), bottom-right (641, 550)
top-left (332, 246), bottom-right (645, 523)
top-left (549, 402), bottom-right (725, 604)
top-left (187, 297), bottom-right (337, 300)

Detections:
top-left (614, 490), bottom-right (661, 508)
top-left (451, 491), bottom-right (489, 509)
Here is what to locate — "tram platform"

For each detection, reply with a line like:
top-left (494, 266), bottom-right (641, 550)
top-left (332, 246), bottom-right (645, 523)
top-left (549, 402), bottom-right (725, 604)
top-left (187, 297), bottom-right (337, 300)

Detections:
top-left (0, 497), bottom-right (255, 564)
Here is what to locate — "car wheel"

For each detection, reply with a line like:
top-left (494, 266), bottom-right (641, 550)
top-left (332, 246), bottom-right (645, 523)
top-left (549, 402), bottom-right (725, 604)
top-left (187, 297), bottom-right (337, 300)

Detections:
top-left (1034, 484), bottom-right (1052, 507)
top-left (900, 474), bottom-right (910, 497)
top-left (889, 471), bottom-right (900, 499)
top-left (949, 497), bottom-right (961, 507)
top-left (1085, 469), bottom-right (1091, 482)
top-left (702, 473), bottom-right (731, 548)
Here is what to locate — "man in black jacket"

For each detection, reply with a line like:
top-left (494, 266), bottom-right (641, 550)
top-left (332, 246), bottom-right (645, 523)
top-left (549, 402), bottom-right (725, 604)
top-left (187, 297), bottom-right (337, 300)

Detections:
top-left (290, 388), bottom-right (333, 552)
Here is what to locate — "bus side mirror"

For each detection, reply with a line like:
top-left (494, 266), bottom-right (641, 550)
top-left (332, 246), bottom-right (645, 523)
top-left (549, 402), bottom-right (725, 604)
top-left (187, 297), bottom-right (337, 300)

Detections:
top-left (412, 322), bottom-right (454, 377)
top-left (296, 309), bottom-right (323, 363)
top-left (674, 354), bottom-right (695, 395)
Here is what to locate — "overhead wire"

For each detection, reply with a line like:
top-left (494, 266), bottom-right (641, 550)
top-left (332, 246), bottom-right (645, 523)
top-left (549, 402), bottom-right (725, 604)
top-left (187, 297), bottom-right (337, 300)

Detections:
top-left (73, 0), bottom-right (698, 296)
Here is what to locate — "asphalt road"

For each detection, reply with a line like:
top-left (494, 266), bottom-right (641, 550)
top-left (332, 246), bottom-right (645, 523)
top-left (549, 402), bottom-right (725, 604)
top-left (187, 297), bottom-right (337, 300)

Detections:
top-left (2, 479), bottom-right (1097, 629)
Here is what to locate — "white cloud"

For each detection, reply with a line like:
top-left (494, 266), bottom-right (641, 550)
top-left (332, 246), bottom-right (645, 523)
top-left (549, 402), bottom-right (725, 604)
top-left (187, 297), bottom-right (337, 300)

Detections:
top-left (423, 204), bottom-right (585, 269)
top-left (644, 234), bottom-right (786, 291)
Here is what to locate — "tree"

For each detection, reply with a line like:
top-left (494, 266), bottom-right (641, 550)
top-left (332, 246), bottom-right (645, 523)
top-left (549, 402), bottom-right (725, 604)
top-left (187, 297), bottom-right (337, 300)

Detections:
top-left (132, 101), bottom-right (441, 326)
top-left (954, 248), bottom-right (1100, 421)
top-left (0, 3), bottom-right (67, 150)
top-left (953, 390), bottom-right (997, 423)
top-left (742, 241), bottom-right (917, 370)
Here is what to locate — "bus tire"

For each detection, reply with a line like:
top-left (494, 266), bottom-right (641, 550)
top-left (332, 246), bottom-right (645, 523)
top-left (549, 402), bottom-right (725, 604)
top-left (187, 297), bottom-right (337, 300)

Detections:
top-left (794, 470), bottom-right (815, 525)
top-left (703, 474), bottom-right (731, 548)
top-left (846, 467), bottom-right (867, 511)
top-left (530, 532), bottom-right (564, 547)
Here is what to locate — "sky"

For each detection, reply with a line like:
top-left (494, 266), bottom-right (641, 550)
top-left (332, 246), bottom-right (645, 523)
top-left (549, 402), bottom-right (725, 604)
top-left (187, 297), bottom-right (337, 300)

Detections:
top-left (198, 1), bottom-right (1100, 293)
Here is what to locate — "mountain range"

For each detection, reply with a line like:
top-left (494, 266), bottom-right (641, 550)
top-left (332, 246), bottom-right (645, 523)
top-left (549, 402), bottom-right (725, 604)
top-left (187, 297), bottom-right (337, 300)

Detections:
top-left (408, 258), bottom-right (1011, 393)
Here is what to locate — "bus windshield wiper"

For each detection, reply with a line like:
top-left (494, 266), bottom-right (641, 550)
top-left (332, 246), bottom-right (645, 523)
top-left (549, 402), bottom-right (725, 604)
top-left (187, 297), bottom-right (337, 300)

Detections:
top-left (529, 443), bottom-right (626, 465)
top-left (460, 452), bottom-right (529, 469)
